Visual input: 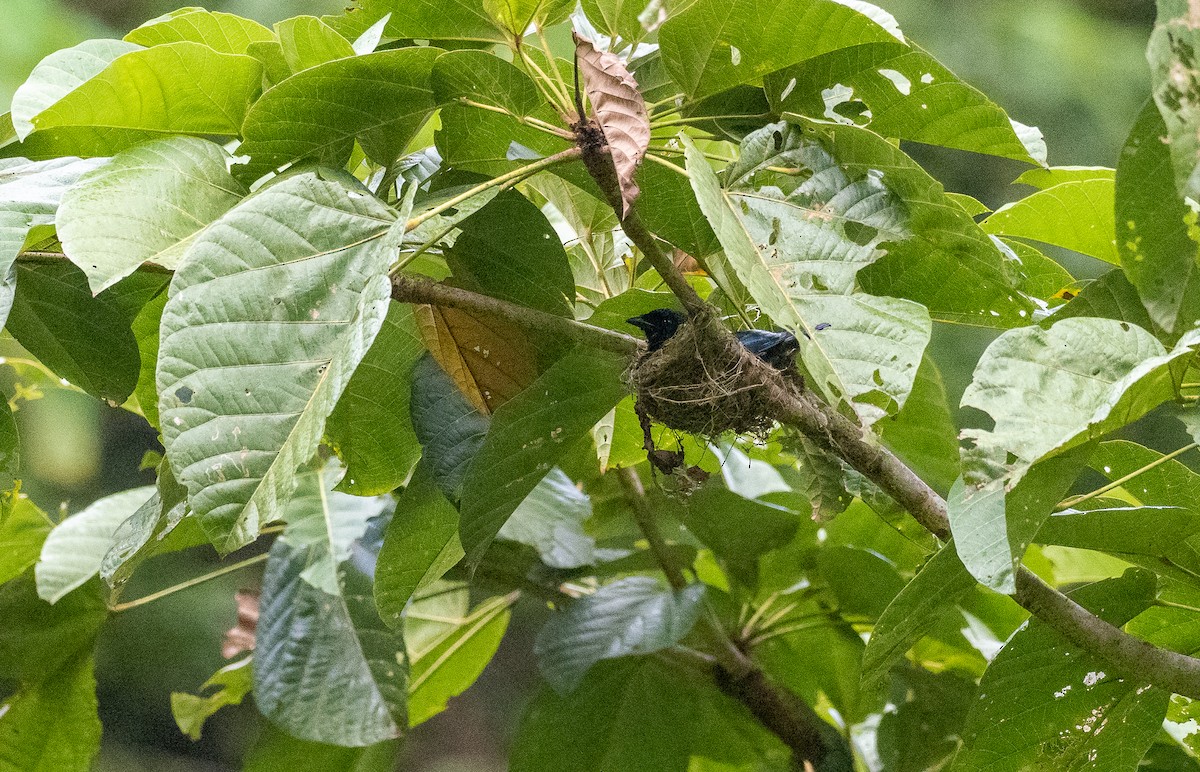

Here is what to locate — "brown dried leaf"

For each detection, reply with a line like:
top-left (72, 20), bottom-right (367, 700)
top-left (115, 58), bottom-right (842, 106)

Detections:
top-left (574, 33), bottom-right (651, 217)
top-left (222, 590), bottom-right (259, 659)
top-left (415, 304), bottom-right (539, 415)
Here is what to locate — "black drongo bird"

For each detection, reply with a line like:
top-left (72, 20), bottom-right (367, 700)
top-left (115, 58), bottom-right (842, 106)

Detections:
top-left (626, 308), bottom-right (802, 370)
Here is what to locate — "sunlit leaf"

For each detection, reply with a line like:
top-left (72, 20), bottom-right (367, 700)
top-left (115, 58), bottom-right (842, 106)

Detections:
top-left (982, 178), bottom-right (1118, 264)
top-left (0, 654), bottom-right (100, 772)
top-left (58, 137), bottom-right (246, 294)
top-left (276, 16), bottom-right (355, 74)
top-left (158, 171), bottom-right (396, 553)
top-left (124, 8), bottom-right (274, 54)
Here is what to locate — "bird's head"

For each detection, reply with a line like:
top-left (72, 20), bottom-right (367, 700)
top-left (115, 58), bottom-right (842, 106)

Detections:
top-left (626, 308), bottom-right (685, 351)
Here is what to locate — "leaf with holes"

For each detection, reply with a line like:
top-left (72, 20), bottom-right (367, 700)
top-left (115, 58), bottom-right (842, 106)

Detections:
top-left (158, 171), bottom-right (396, 554)
top-left (685, 126), bottom-right (931, 423)
top-left (1148, 0), bottom-right (1200, 201)
top-left (575, 34), bottom-right (650, 216)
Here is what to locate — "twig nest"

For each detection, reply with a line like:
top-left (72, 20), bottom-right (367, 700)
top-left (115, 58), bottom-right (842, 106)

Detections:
top-left (627, 313), bottom-right (783, 437)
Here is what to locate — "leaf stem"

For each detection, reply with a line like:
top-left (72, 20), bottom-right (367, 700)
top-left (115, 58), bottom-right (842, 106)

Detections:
top-left (455, 98), bottom-right (575, 139)
top-left (1056, 442), bottom-right (1198, 511)
top-left (650, 114), bottom-right (770, 130)
top-left (109, 553), bottom-right (268, 613)
top-left (395, 147), bottom-right (582, 268)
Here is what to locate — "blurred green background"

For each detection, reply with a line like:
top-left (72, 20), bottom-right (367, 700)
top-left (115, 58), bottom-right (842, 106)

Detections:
top-left (1, 0), bottom-right (1161, 769)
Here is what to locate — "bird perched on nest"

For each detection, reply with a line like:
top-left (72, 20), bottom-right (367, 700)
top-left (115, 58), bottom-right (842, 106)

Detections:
top-left (626, 308), bottom-right (801, 370)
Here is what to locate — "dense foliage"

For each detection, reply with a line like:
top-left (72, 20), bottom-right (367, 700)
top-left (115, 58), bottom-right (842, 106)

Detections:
top-left (4, 0), bottom-right (1200, 769)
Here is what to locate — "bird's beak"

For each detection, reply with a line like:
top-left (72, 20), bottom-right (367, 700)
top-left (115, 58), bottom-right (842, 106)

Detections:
top-left (625, 316), bottom-right (650, 333)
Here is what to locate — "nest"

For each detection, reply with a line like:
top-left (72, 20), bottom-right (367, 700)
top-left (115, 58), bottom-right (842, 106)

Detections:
top-left (627, 313), bottom-right (789, 439)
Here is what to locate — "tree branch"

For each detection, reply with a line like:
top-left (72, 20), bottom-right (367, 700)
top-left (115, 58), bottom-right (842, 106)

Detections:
top-left (390, 274), bottom-right (642, 356)
top-left (572, 113), bottom-right (1200, 700)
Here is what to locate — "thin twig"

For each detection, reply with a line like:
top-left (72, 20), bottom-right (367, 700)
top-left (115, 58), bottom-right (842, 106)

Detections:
top-left (109, 553), bottom-right (268, 613)
top-left (1056, 442), bottom-right (1198, 511)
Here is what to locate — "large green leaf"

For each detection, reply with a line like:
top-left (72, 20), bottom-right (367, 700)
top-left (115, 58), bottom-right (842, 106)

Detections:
top-left (1050, 269), bottom-right (1158, 332)
top-left (458, 348), bottom-right (627, 566)
top-left (325, 302), bottom-right (425, 497)
top-left (434, 102), bottom-right (576, 180)
top-left (255, 500), bottom-right (406, 746)
top-left (408, 354), bottom-right (490, 502)
top-left (511, 658), bottom-right (697, 772)
top-left (237, 48), bottom-right (441, 182)
top-left (408, 593), bottom-right (511, 726)
top-left (10, 39), bottom-right (142, 140)
top-left (877, 355), bottom-right (960, 495)
top-left (124, 8), bottom-right (274, 54)
top-left (6, 262), bottom-right (145, 403)
top-left (534, 577), bottom-right (705, 693)
top-left (952, 317), bottom-right (1199, 591)
top-left (1148, 0), bottom-right (1200, 201)
top-left (1116, 101), bottom-right (1200, 336)
top-left (860, 542), bottom-right (976, 695)
top-left (431, 49), bottom-right (544, 118)
top-left (332, 0), bottom-right (505, 43)
top-left (497, 468), bottom-right (596, 569)
top-left (0, 654), bottom-right (100, 772)
top-left (658, 0), bottom-right (899, 100)
top-left (0, 156), bottom-right (103, 326)
top-left (35, 486), bottom-right (154, 604)
top-left (685, 126), bottom-right (931, 423)
top-left (0, 576), bottom-right (107, 687)
top-left (955, 570), bottom-right (1168, 771)
top-left (276, 16), bottom-right (356, 74)
top-left (374, 463), bottom-right (463, 629)
top-left (764, 41), bottom-right (1044, 164)
top-left (57, 136), bottom-right (246, 294)
top-left (982, 179), bottom-right (1118, 264)
top-left (483, 0), bottom-right (572, 36)
top-left (13, 42), bottom-right (261, 154)
top-left (158, 171), bottom-right (396, 553)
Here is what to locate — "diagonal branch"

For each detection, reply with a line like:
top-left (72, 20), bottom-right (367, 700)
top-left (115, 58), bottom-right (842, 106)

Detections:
top-left (573, 119), bottom-right (1200, 700)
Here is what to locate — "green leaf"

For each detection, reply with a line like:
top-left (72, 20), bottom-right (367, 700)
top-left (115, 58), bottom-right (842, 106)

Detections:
top-left (1015, 165), bottom-right (1114, 189)
top-left (337, 0), bottom-right (505, 43)
top-left (658, 0), bottom-right (899, 100)
top-left (636, 158), bottom-right (723, 259)
top-left (278, 464), bottom-right (394, 596)
top-left (98, 459), bottom-right (200, 595)
top-left (0, 654), bottom-right (100, 772)
top-left (256, 521), bottom-right (407, 746)
top-left (960, 318), bottom-right (1196, 488)
top-left (375, 463), bottom-right (463, 629)
top-left (458, 348), bottom-right (626, 565)
top-left (0, 156), bottom-right (104, 325)
top-left (158, 171), bottom-right (396, 554)
top-left (57, 137), bottom-right (246, 294)
top-left (408, 594), bottom-right (511, 726)
top-left (876, 668), bottom-right (976, 772)
top-left (819, 545), bottom-right (904, 621)
top-left (786, 119), bottom-right (1038, 328)
top-left (982, 179), bottom-right (1118, 264)
top-left (15, 42), bottom-right (262, 151)
top-left (409, 354), bottom-right (490, 502)
top-left (483, 0), bottom-right (572, 36)
top-left (685, 127), bottom-right (931, 423)
top-left (130, 283), bottom-right (169, 427)
top-left (276, 16), bottom-right (356, 73)
top-left (956, 569), bottom-right (1168, 771)
top-left (1148, 0), bottom-right (1200, 201)
top-left (511, 658), bottom-right (696, 772)
top-left (169, 657), bottom-right (253, 741)
top-left (124, 8), bottom-right (274, 54)
top-left (535, 577), bottom-right (705, 693)
top-left (243, 723), bottom-right (397, 772)
top-left (498, 468), bottom-right (596, 569)
top-left (10, 39), bottom-right (143, 140)
top-left (326, 301), bottom-right (424, 496)
top-left (671, 485), bottom-right (799, 587)
top-left (1050, 269), bottom-right (1157, 332)
top-left (35, 486), bottom-right (154, 603)
top-left (756, 613), bottom-right (865, 721)
top-left (237, 48), bottom-right (441, 181)
top-left (435, 102), bottom-right (575, 180)
top-left (877, 355), bottom-right (960, 495)
top-left (1116, 100), bottom-right (1200, 335)
top-left (860, 541), bottom-right (977, 695)
top-left (448, 188), bottom-right (575, 318)
top-left (0, 499), bottom-right (51, 586)
top-left (950, 448), bottom-right (1089, 594)
top-left (581, 0), bottom-right (656, 45)
top-left (6, 261), bottom-right (144, 403)
top-left (764, 41), bottom-right (1044, 164)
top-left (431, 49), bottom-right (544, 117)
top-left (0, 575), bottom-right (107, 686)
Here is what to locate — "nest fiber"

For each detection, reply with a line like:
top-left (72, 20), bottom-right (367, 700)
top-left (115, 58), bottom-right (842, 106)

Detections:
top-left (627, 315), bottom-right (783, 437)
